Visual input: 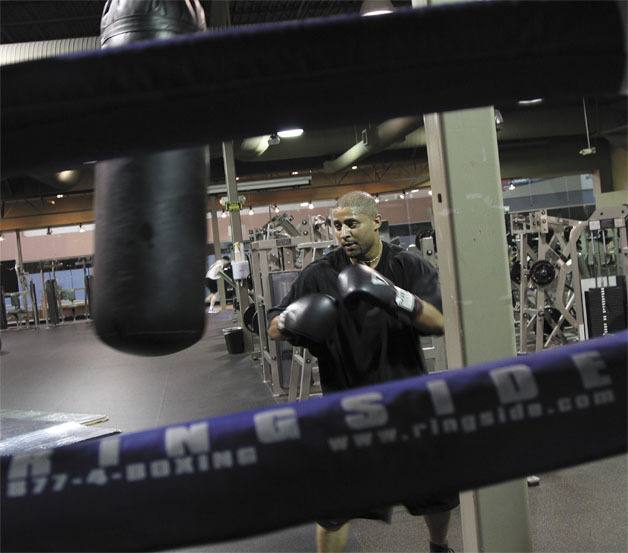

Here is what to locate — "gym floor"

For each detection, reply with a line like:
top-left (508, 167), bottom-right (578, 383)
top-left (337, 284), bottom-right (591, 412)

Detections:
top-left (1, 314), bottom-right (626, 552)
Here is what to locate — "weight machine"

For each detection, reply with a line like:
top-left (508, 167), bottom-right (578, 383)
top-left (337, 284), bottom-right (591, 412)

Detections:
top-left (247, 213), bottom-right (335, 399)
top-left (510, 206), bottom-right (628, 353)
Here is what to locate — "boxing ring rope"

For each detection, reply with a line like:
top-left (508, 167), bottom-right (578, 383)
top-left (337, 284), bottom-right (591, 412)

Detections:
top-left (1, 1), bottom-right (625, 176)
top-left (2, 331), bottom-right (626, 552)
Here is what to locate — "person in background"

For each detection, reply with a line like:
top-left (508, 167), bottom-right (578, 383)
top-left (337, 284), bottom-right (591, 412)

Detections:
top-left (267, 191), bottom-right (457, 553)
top-left (205, 255), bottom-right (231, 313)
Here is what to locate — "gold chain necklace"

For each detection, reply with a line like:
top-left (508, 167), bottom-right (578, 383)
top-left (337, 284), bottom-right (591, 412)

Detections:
top-left (364, 240), bottom-right (383, 268)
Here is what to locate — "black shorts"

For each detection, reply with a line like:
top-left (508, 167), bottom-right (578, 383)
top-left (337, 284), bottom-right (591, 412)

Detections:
top-left (316, 492), bottom-right (459, 530)
top-left (206, 278), bottom-right (218, 293)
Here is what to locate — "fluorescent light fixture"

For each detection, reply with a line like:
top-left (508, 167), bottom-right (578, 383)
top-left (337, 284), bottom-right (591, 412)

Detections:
top-left (363, 9), bottom-right (392, 16)
top-left (351, 165), bottom-right (358, 170)
top-left (518, 98), bottom-right (543, 106)
top-left (79, 224), bottom-right (85, 233)
top-left (207, 175), bottom-right (311, 195)
top-left (248, 207), bottom-right (255, 215)
top-left (508, 183), bottom-right (516, 191)
top-left (274, 205), bottom-right (280, 214)
top-left (428, 190), bottom-right (433, 196)
top-left (291, 171), bottom-right (299, 176)
top-left (308, 201), bottom-right (314, 210)
top-left (49, 200), bottom-right (56, 205)
top-left (277, 128), bottom-right (304, 138)
top-left (221, 210), bottom-right (228, 219)
top-left (56, 194), bottom-right (64, 199)
top-left (300, 202), bottom-right (310, 207)
top-left (236, 177), bottom-right (240, 181)
top-left (410, 189), bottom-right (419, 193)
top-left (399, 192), bottom-right (405, 199)
top-left (25, 228), bottom-right (48, 237)
top-left (374, 195), bottom-right (380, 203)
top-left (0, 234), bottom-right (4, 241)
top-left (52, 225), bottom-right (82, 235)
top-left (360, 0), bottom-right (394, 16)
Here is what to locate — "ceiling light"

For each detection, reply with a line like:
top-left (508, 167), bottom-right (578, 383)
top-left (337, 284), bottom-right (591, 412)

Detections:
top-left (518, 98), bottom-right (543, 106)
top-left (274, 205), bottom-right (280, 214)
top-left (508, 183), bottom-right (516, 191)
top-left (494, 109), bottom-right (504, 129)
top-left (0, 234), bottom-right (3, 242)
top-left (236, 177), bottom-right (240, 181)
top-left (248, 207), bottom-right (255, 215)
top-left (351, 165), bottom-right (358, 170)
top-left (79, 224), bottom-right (85, 233)
top-left (308, 201), bottom-right (314, 210)
top-left (300, 202), bottom-right (310, 207)
top-left (55, 169), bottom-right (79, 183)
top-left (374, 195), bottom-right (380, 204)
top-left (428, 190), bottom-right (433, 196)
top-left (291, 171), bottom-right (299, 176)
top-left (49, 200), bottom-right (56, 205)
top-left (360, 0), bottom-right (394, 16)
top-left (399, 192), bottom-right (405, 200)
top-left (221, 210), bottom-right (228, 219)
top-left (277, 128), bottom-right (304, 138)
top-left (410, 189), bottom-right (419, 193)
top-left (56, 194), bottom-right (64, 199)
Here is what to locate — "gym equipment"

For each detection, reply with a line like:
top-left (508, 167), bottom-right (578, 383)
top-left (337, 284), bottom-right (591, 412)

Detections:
top-left (2, 331), bottom-right (625, 552)
top-left (94, 0), bottom-right (208, 356)
top-left (44, 280), bottom-right (61, 326)
top-left (242, 304), bottom-right (259, 335)
top-left (510, 205), bottom-right (628, 352)
top-left (248, 234), bottom-right (333, 397)
top-left (529, 260), bottom-right (556, 287)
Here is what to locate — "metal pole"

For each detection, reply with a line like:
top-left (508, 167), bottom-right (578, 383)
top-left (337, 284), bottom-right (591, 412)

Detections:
top-left (209, 197), bottom-right (227, 312)
top-left (222, 141), bottom-right (252, 350)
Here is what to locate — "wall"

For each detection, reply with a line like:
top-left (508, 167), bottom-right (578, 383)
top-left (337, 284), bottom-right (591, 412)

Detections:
top-left (592, 146), bottom-right (628, 208)
top-left (0, 229), bottom-right (94, 262)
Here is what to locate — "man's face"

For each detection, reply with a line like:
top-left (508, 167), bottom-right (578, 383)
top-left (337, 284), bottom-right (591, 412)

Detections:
top-left (332, 207), bottom-right (381, 259)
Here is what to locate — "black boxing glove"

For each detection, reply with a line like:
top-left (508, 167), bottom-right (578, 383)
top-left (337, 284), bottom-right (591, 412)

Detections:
top-left (277, 293), bottom-right (338, 347)
top-left (338, 264), bottom-right (423, 326)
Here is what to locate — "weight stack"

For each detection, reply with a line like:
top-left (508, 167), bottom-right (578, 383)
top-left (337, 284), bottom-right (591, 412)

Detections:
top-left (585, 276), bottom-right (628, 337)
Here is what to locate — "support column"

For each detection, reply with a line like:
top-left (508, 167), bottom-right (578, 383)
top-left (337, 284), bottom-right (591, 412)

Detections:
top-left (424, 108), bottom-right (531, 552)
top-left (209, 198), bottom-right (226, 312)
top-left (222, 141), bottom-right (252, 350)
top-left (412, 2), bottom-right (531, 546)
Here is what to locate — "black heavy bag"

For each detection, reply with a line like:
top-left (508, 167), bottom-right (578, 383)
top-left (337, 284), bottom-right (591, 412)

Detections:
top-left (94, 0), bottom-right (208, 356)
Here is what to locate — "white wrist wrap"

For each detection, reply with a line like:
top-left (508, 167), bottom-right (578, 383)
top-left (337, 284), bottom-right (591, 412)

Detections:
top-left (394, 287), bottom-right (416, 312)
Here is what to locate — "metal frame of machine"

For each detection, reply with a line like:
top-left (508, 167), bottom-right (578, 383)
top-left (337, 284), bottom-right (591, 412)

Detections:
top-left (510, 205), bottom-right (627, 353)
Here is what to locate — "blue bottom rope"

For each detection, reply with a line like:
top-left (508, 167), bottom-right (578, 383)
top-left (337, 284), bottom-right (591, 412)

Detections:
top-left (2, 331), bottom-right (626, 551)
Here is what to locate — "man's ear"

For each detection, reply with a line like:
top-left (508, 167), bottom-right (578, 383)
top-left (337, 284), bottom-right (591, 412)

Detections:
top-left (373, 214), bottom-right (382, 231)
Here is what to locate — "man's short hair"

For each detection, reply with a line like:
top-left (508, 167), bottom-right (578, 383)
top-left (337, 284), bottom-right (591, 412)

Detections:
top-left (222, 255), bottom-right (231, 261)
top-left (335, 191), bottom-right (378, 219)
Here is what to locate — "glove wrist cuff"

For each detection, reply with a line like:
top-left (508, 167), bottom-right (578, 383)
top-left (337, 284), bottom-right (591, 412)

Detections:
top-left (394, 287), bottom-right (423, 320)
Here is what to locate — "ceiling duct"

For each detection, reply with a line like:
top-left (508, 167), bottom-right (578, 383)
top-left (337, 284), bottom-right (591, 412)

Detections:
top-left (322, 116), bottom-right (422, 173)
top-left (0, 37), bottom-right (100, 66)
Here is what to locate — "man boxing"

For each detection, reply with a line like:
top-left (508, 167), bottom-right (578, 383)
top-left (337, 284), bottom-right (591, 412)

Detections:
top-left (267, 191), bottom-right (457, 553)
